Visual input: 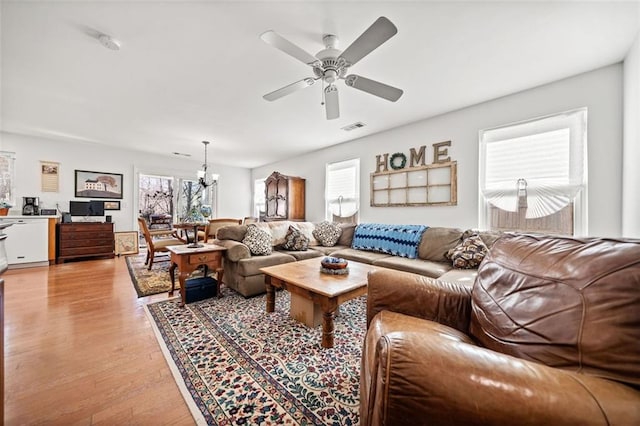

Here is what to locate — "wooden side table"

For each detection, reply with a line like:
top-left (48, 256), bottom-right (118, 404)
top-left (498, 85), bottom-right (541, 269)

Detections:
top-left (166, 243), bottom-right (227, 307)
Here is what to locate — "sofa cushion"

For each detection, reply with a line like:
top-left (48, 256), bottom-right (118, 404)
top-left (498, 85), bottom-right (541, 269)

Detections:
top-left (264, 222), bottom-right (291, 246)
top-left (310, 245), bottom-right (350, 255)
top-left (281, 225), bottom-right (310, 251)
top-left (329, 248), bottom-right (392, 264)
top-left (242, 225), bottom-right (272, 256)
top-left (294, 222), bottom-right (318, 246)
top-left (313, 221), bottom-right (342, 246)
top-left (337, 223), bottom-right (356, 246)
top-left (470, 234), bottom-right (640, 388)
top-left (418, 227), bottom-right (463, 262)
top-left (276, 248), bottom-right (323, 261)
top-left (236, 251), bottom-right (296, 276)
top-left (217, 225), bottom-right (247, 242)
top-left (445, 234), bottom-right (489, 269)
top-left (351, 223), bottom-right (427, 259)
top-left (373, 257), bottom-right (452, 279)
top-left (462, 229), bottom-right (504, 249)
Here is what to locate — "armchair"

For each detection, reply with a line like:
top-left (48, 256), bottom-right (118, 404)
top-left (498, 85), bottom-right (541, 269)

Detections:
top-left (361, 234), bottom-right (640, 426)
top-left (137, 217), bottom-right (185, 270)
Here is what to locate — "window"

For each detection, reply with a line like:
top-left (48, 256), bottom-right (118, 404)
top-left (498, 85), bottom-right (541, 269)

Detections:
top-left (254, 178), bottom-right (265, 219)
top-left (138, 174), bottom-right (174, 222)
top-left (0, 151), bottom-right (16, 207)
top-left (138, 173), bottom-right (217, 225)
top-left (326, 159), bottom-right (360, 222)
top-left (479, 108), bottom-right (587, 235)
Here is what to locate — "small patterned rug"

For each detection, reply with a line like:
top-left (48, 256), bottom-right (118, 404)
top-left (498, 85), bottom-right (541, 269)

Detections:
top-left (125, 252), bottom-right (178, 297)
top-left (145, 291), bottom-right (365, 425)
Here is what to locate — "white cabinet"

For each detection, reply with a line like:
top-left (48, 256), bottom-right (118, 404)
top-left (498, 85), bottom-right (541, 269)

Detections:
top-left (0, 217), bottom-right (49, 267)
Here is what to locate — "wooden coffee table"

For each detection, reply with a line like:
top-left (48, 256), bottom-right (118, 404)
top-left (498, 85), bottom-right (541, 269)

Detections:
top-left (260, 258), bottom-right (380, 348)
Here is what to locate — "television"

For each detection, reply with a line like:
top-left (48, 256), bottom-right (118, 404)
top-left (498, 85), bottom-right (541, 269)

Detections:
top-left (89, 200), bottom-right (105, 216)
top-left (69, 200), bottom-right (104, 217)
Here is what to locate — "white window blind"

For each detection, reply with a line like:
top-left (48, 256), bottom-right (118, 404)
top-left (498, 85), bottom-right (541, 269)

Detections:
top-left (480, 108), bottom-right (587, 220)
top-left (326, 159), bottom-right (359, 220)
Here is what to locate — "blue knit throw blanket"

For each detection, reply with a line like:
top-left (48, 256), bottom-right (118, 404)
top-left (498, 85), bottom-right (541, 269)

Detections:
top-left (351, 223), bottom-right (428, 259)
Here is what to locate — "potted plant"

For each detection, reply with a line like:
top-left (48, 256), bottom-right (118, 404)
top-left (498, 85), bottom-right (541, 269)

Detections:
top-left (0, 200), bottom-right (12, 216)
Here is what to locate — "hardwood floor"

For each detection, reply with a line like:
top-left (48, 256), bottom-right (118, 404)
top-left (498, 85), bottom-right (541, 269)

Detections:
top-left (3, 257), bottom-right (194, 425)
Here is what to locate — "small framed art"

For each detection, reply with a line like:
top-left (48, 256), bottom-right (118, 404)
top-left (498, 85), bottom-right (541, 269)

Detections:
top-left (114, 231), bottom-right (139, 256)
top-left (104, 201), bottom-right (120, 210)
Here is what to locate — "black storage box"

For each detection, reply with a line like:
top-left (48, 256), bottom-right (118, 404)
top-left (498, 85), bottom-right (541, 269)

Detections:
top-left (185, 276), bottom-right (217, 304)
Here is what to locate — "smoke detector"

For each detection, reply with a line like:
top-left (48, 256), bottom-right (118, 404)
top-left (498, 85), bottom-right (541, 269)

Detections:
top-left (98, 34), bottom-right (121, 51)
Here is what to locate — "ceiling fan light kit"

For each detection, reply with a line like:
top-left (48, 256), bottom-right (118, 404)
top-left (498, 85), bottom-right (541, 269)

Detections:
top-left (98, 33), bottom-right (121, 51)
top-left (261, 16), bottom-right (403, 120)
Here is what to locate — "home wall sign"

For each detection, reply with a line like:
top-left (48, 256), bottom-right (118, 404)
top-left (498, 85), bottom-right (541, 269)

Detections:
top-left (371, 141), bottom-right (457, 207)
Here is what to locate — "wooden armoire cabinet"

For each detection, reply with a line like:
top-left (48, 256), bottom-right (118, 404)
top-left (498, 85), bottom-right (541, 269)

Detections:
top-left (264, 171), bottom-right (305, 221)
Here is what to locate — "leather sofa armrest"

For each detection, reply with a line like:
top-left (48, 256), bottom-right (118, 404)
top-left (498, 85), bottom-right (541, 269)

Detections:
top-left (362, 325), bottom-right (640, 426)
top-left (367, 268), bottom-right (472, 333)
top-left (214, 239), bottom-right (251, 262)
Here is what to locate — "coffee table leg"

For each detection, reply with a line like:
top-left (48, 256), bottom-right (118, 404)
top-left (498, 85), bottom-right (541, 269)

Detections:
top-left (266, 282), bottom-right (275, 313)
top-left (322, 310), bottom-right (336, 348)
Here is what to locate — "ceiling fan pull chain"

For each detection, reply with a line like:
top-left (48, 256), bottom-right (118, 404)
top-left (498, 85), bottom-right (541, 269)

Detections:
top-left (321, 79), bottom-right (325, 106)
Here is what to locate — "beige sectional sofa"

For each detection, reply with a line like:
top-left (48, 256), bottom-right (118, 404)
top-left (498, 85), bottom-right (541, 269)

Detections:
top-left (215, 221), bottom-right (502, 297)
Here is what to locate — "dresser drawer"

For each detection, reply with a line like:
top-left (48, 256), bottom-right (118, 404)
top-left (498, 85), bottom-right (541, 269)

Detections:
top-left (59, 238), bottom-right (113, 249)
top-left (188, 252), bottom-right (221, 265)
top-left (58, 246), bottom-right (114, 257)
top-left (59, 231), bottom-right (113, 241)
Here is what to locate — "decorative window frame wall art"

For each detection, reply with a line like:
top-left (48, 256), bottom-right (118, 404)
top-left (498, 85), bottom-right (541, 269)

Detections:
top-left (104, 201), bottom-right (121, 211)
top-left (74, 170), bottom-right (123, 199)
top-left (114, 231), bottom-right (139, 256)
top-left (370, 142), bottom-right (458, 207)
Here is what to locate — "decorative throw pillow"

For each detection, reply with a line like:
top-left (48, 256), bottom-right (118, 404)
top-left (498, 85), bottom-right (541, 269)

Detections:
top-left (312, 221), bottom-right (342, 247)
top-left (445, 233), bottom-right (489, 269)
top-left (242, 224), bottom-right (272, 256)
top-left (282, 226), bottom-right (309, 251)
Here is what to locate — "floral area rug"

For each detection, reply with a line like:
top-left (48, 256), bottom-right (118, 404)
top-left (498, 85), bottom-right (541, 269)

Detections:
top-left (145, 290), bottom-right (365, 425)
top-left (125, 252), bottom-right (176, 297)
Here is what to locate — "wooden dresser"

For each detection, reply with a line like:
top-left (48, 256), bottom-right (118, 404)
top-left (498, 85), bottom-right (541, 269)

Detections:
top-left (264, 171), bottom-right (305, 221)
top-left (56, 222), bottom-right (115, 263)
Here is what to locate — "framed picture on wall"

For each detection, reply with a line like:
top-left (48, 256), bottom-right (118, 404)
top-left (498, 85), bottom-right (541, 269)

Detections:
top-left (74, 169), bottom-right (123, 199)
top-left (104, 201), bottom-right (120, 210)
top-left (114, 231), bottom-right (139, 256)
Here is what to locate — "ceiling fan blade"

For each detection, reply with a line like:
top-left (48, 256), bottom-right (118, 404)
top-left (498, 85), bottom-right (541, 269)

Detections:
top-left (324, 85), bottom-right (340, 120)
top-left (339, 17), bottom-right (397, 66)
top-left (260, 30), bottom-right (320, 66)
top-left (344, 74), bottom-right (403, 102)
top-left (263, 78), bottom-right (315, 101)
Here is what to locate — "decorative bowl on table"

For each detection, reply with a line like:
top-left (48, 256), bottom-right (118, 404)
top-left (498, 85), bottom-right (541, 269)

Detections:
top-left (320, 257), bottom-right (349, 275)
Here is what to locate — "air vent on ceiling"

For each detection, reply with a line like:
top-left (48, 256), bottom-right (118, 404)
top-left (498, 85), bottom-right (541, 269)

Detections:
top-left (341, 122), bottom-right (366, 131)
top-left (172, 152), bottom-right (191, 157)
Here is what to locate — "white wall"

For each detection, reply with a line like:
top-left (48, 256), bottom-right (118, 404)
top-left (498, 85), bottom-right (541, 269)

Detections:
top-left (253, 64), bottom-right (624, 237)
top-left (0, 132), bottom-right (253, 232)
top-left (623, 30), bottom-right (640, 238)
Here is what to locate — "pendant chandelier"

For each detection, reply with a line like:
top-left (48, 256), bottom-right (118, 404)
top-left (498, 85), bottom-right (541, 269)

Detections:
top-left (197, 140), bottom-right (218, 188)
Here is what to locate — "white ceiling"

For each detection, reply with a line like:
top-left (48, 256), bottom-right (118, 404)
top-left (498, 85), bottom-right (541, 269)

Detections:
top-left (2, 1), bottom-right (639, 168)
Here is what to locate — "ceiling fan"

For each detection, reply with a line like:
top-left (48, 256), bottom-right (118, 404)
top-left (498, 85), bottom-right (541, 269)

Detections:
top-left (260, 16), bottom-right (403, 120)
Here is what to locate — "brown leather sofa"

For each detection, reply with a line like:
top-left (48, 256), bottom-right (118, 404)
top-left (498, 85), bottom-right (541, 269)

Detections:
top-left (361, 233), bottom-right (640, 426)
